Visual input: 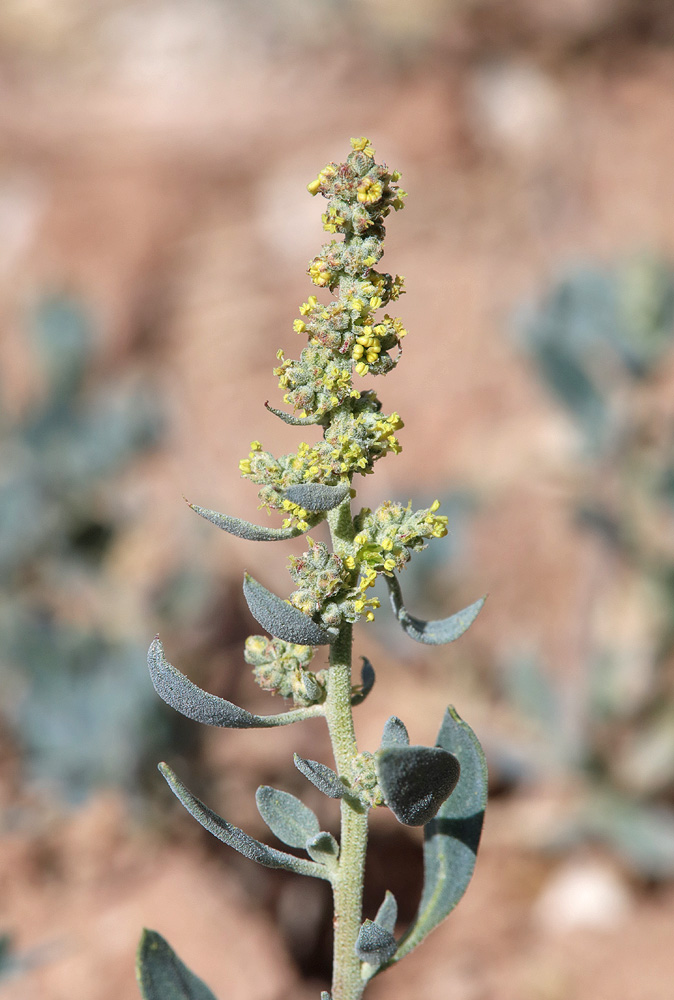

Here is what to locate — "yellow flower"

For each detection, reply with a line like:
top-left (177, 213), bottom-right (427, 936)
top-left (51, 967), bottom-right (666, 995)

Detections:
top-left (293, 319), bottom-right (306, 334)
top-left (350, 137), bottom-right (375, 157)
top-left (357, 178), bottom-right (383, 205)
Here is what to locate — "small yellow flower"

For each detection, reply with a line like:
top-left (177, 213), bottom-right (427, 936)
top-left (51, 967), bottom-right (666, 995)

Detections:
top-left (355, 361), bottom-right (368, 376)
top-left (239, 459), bottom-right (251, 474)
top-left (370, 296), bottom-right (383, 310)
top-left (357, 178), bottom-right (383, 205)
top-left (350, 137), bottom-right (375, 157)
top-left (293, 319), bottom-right (306, 334)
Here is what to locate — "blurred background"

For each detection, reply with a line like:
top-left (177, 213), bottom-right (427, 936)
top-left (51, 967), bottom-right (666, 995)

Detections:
top-left (1, 1), bottom-right (674, 997)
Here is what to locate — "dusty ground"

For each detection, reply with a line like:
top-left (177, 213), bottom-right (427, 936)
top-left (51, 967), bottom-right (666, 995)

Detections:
top-left (2, 2), bottom-right (674, 998)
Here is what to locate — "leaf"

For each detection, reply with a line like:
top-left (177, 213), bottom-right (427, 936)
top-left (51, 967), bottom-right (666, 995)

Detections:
top-left (148, 638), bottom-right (324, 729)
top-left (392, 707), bottom-right (487, 963)
top-left (136, 929), bottom-right (218, 1000)
top-left (355, 920), bottom-right (397, 964)
top-left (265, 401), bottom-right (322, 425)
top-left (294, 754), bottom-right (345, 799)
top-left (380, 716), bottom-right (409, 748)
top-left (255, 786), bottom-right (321, 848)
top-left (283, 483), bottom-right (351, 512)
top-left (386, 575), bottom-right (485, 645)
top-left (320, 993), bottom-right (331, 1000)
top-left (351, 656), bottom-right (375, 706)
top-left (243, 572), bottom-right (332, 645)
top-left (375, 745), bottom-right (460, 827)
top-left (374, 890), bottom-right (398, 934)
top-left (188, 502), bottom-right (306, 541)
top-left (159, 763), bottom-right (329, 881)
top-left (305, 830), bottom-right (340, 867)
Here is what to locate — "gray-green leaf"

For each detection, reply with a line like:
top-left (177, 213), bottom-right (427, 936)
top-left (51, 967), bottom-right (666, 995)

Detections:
top-left (294, 754), bottom-right (345, 799)
top-left (265, 401), bottom-right (322, 425)
top-left (374, 890), bottom-right (398, 934)
top-left (386, 575), bottom-right (486, 645)
top-left (243, 572), bottom-right (332, 645)
top-left (355, 920), bottom-right (397, 964)
top-left (393, 707), bottom-right (487, 962)
top-left (136, 929), bottom-right (218, 1000)
top-left (255, 786), bottom-right (320, 848)
top-left (305, 830), bottom-right (340, 867)
top-left (284, 483), bottom-right (350, 512)
top-left (375, 745), bottom-right (460, 826)
top-left (380, 716), bottom-right (409, 748)
top-left (189, 502), bottom-right (307, 541)
top-left (351, 656), bottom-right (375, 706)
top-left (148, 638), bottom-right (323, 729)
top-left (159, 763), bottom-right (329, 881)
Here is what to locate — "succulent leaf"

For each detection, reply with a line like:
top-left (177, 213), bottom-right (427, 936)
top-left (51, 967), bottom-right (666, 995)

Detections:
top-left (159, 763), bottom-right (329, 881)
top-left (374, 890), bottom-right (398, 934)
top-left (136, 929), bottom-right (218, 1000)
top-left (392, 707), bottom-right (487, 962)
top-left (386, 575), bottom-right (486, 645)
top-left (284, 483), bottom-right (351, 512)
top-left (294, 754), bottom-right (345, 799)
top-left (380, 716), bottom-right (409, 748)
top-left (148, 638), bottom-right (323, 728)
top-left (354, 919), bottom-right (397, 964)
top-left (305, 830), bottom-right (340, 867)
top-left (188, 501), bottom-right (307, 541)
top-left (375, 745), bottom-right (460, 826)
top-left (351, 656), bottom-right (375, 706)
top-left (255, 785), bottom-right (321, 848)
top-left (243, 572), bottom-right (333, 645)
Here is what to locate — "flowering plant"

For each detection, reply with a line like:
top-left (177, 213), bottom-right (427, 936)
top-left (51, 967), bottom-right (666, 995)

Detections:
top-left (136, 138), bottom-right (487, 1000)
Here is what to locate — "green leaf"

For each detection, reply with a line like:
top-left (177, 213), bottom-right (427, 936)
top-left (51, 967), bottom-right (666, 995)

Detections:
top-left (374, 890), bottom-right (398, 934)
top-left (294, 754), bottom-right (345, 799)
top-left (243, 572), bottom-right (333, 645)
top-left (136, 929), bottom-right (218, 1000)
top-left (255, 785), bottom-right (321, 848)
top-left (305, 830), bottom-right (340, 867)
top-left (355, 920), bottom-right (397, 964)
top-left (284, 483), bottom-right (351, 512)
top-left (392, 707), bottom-right (487, 963)
top-left (386, 575), bottom-right (486, 645)
top-left (159, 763), bottom-right (330, 881)
top-left (148, 638), bottom-right (324, 729)
top-left (188, 502), bottom-right (307, 541)
top-left (351, 656), bottom-right (375, 706)
top-left (265, 401), bottom-right (322, 425)
top-left (375, 745), bottom-right (460, 827)
top-left (380, 716), bottom-right (409, 748)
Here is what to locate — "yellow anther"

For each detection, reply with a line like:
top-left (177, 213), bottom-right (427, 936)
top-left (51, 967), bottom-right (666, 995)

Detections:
top-left (352, 344), bottom-right (364, 360)
top-left (355, 362), bottom-right (369, 376)
top-left (381, 538), bottom-right (393, 551)
top-left (238, 459), bottom-right (251, 474)
top-left (293, 319), bottom-right (306, 334)
top-left (430, 499), bottom-right (441, 512)
top-left (370, 296), bottom-right (383, 310)
top-left (307, 177), bottom-right (321, 196)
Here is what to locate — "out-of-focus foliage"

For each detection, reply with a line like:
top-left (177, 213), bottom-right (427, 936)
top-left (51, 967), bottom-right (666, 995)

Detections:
top-left (0, 295), bottom-right (167, 799)
top-left (511, 256), bottom-right (674, 877)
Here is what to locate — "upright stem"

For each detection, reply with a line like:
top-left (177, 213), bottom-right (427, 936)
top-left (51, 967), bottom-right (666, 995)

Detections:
top-left (325, 501), bottom-right (369, 1000)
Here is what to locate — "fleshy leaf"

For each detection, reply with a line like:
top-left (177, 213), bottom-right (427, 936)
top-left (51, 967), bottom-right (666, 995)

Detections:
top-left (243, 572), bottom-right (332, 645)
top-left (375, 745), bottom-right (460, 826)
top-left (374, 890), bottom-right (398, 934)
top-left (351, 656), bottom-right (375, 706)
top-left (188, 502), bottom-right (307, 541)
top-left (355, 920), bottom-right (397, 964)
top-left (392, 707), bottom-right (487, 963)
top-left (284, 483), bottom-right (351, 512)
top-left (265, 401), bottom-right (322, 426)
top-left (305, 830), bottom-right (340, 867)
top-left (255, 786), bottom-right (321, 849)
top-left (380, 716), bottom-right (410, 748)
top-left (148, 638), bottom-right (323, 729)
top-left (136, 929), bottom-right (218, 1000)
top-left (294, 754), bottom-right (345, 799)
top-left (159, 763), bottom-right (329, 881)
top-left (386, 575), bottom-right (486, 645)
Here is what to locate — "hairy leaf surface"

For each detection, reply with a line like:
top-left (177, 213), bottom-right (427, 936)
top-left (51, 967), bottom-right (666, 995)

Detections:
top-left (189, 502), bottom-right (306, 541)
top-left (374, 890), bottom-right (398, 934)
top-left (386, 575), bottom-right (486, 645)
top-left (294, 754), bottom-right (345, 799)
top-left (255, 786), bottom-right (320, 848)
top-left (380, 716), bottom-right (409, 748)
top-left (243, 572), bottom-right (332, 645)
top-left (136, 929), bottom-right (218, 1000)
top-left (355, 920), bottom-right (397, 964)
top-left (284, 483), bottom-right (350, 512)
top-left (265, 401), bottom-right (322, 425)
top-left (305, 831), bottom-right (340, 867)
top-left (375, 745), bottom-right (460, 826)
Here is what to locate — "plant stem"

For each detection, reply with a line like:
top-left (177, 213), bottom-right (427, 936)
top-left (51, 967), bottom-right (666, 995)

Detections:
top-left (325, 500), bottom-right (368, 1000)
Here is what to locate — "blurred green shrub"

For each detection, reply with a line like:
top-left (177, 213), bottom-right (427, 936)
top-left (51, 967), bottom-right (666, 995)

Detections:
top-left (511, 256), bottom-right (674, 877)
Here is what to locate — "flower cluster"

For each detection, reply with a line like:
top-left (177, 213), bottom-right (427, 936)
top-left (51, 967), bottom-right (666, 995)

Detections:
top-left (243, 635), bottom-right (326, 706)
top-left (289, 538), bottom-right (379, 629)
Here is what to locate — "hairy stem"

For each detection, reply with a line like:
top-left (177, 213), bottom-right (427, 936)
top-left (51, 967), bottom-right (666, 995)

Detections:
top-left (326, 501), bottom-right (368, 1000)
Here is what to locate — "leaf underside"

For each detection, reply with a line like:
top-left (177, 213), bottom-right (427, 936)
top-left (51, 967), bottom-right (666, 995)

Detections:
top-left (284, 482), bottom-right (351, 512)
top-left (148, 638), bottom-right (322, 729)
top-left (136, 929), bottom-right (218, 1000)
top-left (188, 502), bottom-right (308, 541)
top-left (256, 785), bottom-right (321, 848)
top-left (375, 745), bottom-right (461, 827)
top-left (159, 763), bottom-right (329, 881)
top-left (243, 572), bottom-right (333, 645)
top-left (391, 707), bottom-right (488, 964)
top-left (294, 754), bottom-right (345, 799)
top-left (386, 575), bottom-right (486, 644)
